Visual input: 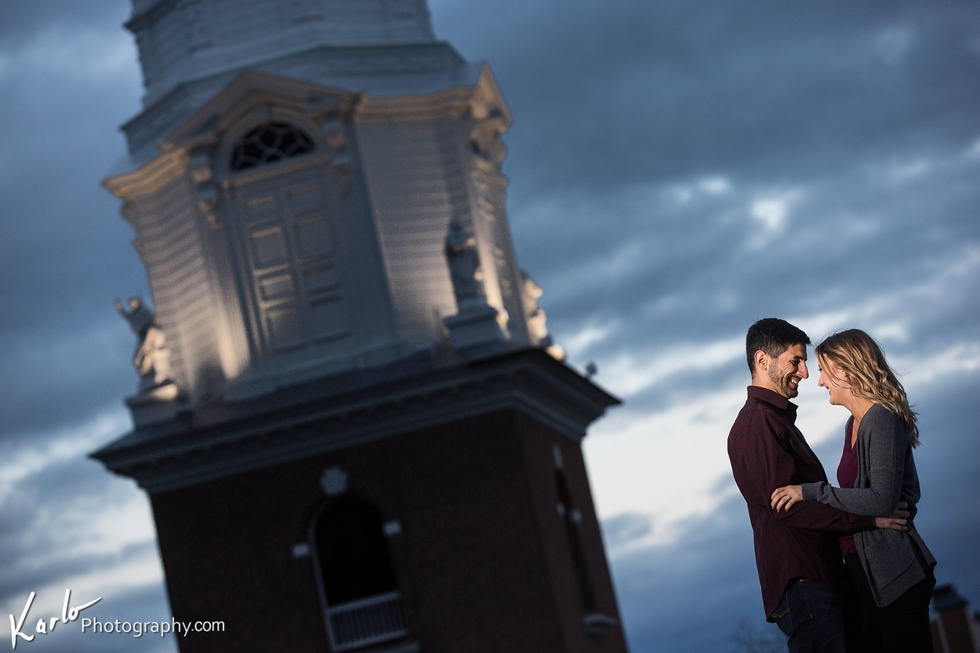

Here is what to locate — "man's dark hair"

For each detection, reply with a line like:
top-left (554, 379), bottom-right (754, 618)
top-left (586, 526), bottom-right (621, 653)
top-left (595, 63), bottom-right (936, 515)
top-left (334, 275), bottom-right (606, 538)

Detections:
top-left (745, 318), bottom-right (811, 374)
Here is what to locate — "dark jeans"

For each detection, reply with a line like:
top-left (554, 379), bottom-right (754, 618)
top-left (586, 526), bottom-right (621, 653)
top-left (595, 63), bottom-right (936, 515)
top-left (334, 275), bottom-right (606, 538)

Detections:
top-left (840, 570), bottom-right (866, 653)
top-left (771, 578), bottom-right (847, 653)
top-left (844, 553), bottom-right (936, 653)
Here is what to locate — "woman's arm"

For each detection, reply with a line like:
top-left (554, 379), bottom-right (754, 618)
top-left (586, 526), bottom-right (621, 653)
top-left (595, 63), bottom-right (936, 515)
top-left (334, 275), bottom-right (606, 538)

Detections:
top-left (799, 407), bottom-right (907, 516)
top-left (770, 485), bottom-right (910, 531)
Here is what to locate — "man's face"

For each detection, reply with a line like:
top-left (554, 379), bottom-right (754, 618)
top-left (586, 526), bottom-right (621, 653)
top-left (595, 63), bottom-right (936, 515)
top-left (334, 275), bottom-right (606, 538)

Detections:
top-left (761, 343), bottom-right (809, 398)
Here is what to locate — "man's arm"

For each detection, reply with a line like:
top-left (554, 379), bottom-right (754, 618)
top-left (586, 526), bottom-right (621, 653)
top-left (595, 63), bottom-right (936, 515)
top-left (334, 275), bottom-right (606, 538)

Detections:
top-left (729, 412), bottom-right (874, 534)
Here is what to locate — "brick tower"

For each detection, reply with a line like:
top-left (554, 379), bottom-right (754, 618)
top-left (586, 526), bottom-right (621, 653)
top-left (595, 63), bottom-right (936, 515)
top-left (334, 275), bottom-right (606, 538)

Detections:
top-left (93, 1), bottom-right (628, 651)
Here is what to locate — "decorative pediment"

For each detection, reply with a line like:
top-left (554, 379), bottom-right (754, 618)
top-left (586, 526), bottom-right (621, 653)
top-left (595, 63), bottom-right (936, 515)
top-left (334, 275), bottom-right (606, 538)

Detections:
top-left (163, 71), bottom-right (359, 152)
top-left (106, 71), bottom-right (359, 199)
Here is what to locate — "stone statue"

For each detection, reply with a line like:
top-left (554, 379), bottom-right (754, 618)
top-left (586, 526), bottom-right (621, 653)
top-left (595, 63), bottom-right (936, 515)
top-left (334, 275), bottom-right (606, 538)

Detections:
top-left (519, 269), bottom-right (552, 347)
top-left (116, 296), bottom-right (173, 392)
top-left (445, 218), bottom-right (486, 310)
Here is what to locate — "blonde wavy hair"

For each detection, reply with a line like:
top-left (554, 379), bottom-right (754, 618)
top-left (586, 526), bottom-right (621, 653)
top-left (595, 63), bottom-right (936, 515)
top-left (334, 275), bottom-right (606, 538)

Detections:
top-left (815, 329), bottom-right (919, 447)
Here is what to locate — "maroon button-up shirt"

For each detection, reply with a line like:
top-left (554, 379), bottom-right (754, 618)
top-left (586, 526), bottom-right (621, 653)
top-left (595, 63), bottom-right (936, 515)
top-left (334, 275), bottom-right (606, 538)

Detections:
top-left (728, 386), bottom-right (874, 620)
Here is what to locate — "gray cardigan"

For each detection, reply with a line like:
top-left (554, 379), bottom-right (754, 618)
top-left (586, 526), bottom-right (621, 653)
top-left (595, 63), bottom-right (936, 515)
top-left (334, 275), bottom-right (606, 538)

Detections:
top-left (801, 404), bottom-right (935, 607)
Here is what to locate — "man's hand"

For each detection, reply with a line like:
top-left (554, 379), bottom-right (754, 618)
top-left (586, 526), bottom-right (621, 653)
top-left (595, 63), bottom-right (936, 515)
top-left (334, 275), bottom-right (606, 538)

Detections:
top-left (874, 502), bottom-right (909, 531)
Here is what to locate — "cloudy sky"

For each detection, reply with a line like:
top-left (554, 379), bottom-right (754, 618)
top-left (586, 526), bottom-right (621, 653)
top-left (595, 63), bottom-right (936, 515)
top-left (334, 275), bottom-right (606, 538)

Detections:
top-left (2, 0), bottom-right (979, 651)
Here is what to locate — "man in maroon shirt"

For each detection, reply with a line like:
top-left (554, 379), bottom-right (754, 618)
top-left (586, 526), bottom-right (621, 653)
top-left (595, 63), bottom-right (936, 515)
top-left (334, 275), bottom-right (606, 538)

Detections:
top-left (728, 318), bottom-right (907, 653)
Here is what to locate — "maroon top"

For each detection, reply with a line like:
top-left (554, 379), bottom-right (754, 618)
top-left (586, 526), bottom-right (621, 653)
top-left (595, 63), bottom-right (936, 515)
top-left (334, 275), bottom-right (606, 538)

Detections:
top-left (728, 386), bottom-right (875, 620)
top-left (837, 417), bottom-right (859, 556)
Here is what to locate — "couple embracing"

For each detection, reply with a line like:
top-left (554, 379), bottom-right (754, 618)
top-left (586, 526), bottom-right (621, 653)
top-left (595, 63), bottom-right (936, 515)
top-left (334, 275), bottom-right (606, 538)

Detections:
top-left (728, 318), bottom-right (936, 653)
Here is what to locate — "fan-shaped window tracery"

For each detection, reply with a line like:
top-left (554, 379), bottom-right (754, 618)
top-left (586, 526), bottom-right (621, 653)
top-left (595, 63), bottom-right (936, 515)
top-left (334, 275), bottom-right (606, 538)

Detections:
top-left (230, 121), bottom-right (315, 172)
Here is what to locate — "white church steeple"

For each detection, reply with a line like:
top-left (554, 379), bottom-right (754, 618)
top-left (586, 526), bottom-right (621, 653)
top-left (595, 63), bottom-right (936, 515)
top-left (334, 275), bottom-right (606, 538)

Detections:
top-left (107, 0), bottom-right (555, 425)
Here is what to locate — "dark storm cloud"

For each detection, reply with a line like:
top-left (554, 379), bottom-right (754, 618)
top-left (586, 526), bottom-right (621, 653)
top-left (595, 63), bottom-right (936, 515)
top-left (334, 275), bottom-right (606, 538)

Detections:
top-left (512, 202), bottom-right (973, 365)
top-left (601, 511), bottom-right (654, 554)
top-left (0, 0), bottom-right (129, 51)
top-left (433, 0), bottom-right (980, 367)
top-left (436, 0), bottom-right (980, 195)
top-left (0, 316), bottom-right (136, 439)
top-left (904, 380), bottom-right (980, 602)
top-left (513, 141), bottom-right (980, 378)
top-left (0, 456), bottom-right (144, 599)
top-left (0, 3), bottom-right (146, 439)
top-left (606, 492), bottom-right (763, 651)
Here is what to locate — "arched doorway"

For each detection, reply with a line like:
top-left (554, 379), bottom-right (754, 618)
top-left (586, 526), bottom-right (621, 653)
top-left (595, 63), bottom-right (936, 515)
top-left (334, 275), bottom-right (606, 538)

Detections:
top-left (313, 498), bottom-right (407, 651)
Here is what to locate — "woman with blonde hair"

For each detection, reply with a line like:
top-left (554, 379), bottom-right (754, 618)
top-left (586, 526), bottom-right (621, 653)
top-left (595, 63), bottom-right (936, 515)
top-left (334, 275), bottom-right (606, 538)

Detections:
top-left (770, 329), bottom-right (936, 653)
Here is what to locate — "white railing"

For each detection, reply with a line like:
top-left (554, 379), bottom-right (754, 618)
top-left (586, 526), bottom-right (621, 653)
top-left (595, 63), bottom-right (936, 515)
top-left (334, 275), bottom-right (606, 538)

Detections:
top-left (327, 591), bottom-right (407, 651)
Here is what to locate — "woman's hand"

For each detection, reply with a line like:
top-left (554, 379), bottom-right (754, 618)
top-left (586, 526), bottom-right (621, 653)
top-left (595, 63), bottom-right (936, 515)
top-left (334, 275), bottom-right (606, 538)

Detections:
top-left (771, 485), bottom-right (804, 512)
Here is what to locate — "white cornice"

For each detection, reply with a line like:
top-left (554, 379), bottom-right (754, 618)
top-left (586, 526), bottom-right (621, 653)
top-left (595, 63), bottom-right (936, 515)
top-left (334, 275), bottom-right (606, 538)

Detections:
top-left (103, 148), bottom-right (188, 201)
top-left (91, 349), bottom-right (620, 494)
top-left (356, 64), bottom-right (509, 125)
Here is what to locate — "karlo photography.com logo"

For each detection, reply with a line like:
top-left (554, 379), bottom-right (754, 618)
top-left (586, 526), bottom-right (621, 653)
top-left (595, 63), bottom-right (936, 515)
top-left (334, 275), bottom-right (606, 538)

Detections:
top-left (8, 589), bottom-right (224, 649)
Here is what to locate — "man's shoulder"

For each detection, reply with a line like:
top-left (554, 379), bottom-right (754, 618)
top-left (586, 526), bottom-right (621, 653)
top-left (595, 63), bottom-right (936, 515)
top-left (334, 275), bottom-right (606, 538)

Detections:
top-left (728, 393), bottom-right (794, 455)
top-left (730, 395), bottom-right (779, 431)
top-left (729, 398), bottom-right (769, 455)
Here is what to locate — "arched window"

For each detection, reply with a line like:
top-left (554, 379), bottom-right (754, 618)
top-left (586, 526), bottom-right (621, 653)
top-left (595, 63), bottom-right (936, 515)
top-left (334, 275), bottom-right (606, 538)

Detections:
top-left (555, 467), bottom-right (596, 612)
top-left (230, 121), bottom-right (315, 171)
top-left (314, 498), bottom-right (406, 651)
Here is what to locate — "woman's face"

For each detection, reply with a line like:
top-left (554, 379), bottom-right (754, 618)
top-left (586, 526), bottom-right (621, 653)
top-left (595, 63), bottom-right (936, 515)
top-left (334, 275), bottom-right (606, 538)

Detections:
top-left (817, 355), bottom-right (852, 405)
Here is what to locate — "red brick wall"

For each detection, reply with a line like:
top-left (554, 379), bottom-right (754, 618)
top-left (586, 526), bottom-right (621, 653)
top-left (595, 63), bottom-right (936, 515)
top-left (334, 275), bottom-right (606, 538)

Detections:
top-left (513, 411), bottom-right (630, 653)
top-left (151, 408), bottom-right (628, 653)
top-left (932, 607), bottom-right (979, 653)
